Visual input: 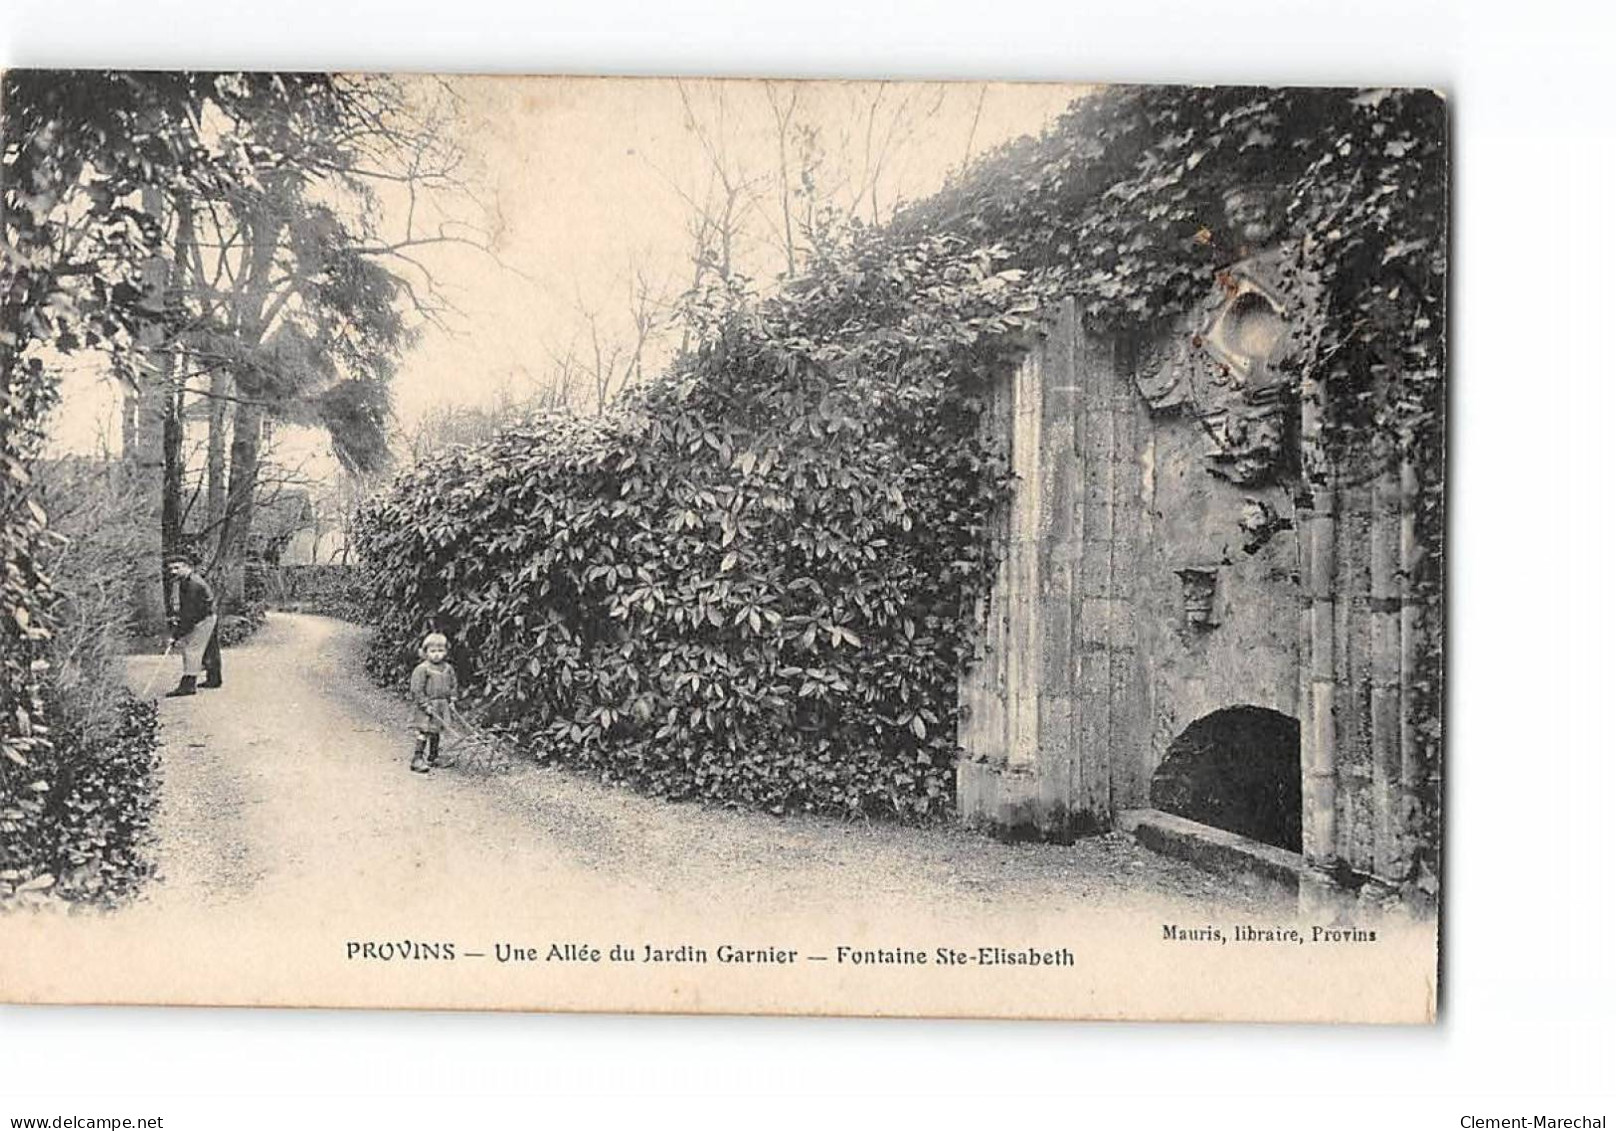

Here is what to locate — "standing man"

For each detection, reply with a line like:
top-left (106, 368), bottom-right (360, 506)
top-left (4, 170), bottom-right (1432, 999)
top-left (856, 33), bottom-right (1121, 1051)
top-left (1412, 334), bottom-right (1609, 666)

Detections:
top-left (164, 554), bottom-right (219, 698)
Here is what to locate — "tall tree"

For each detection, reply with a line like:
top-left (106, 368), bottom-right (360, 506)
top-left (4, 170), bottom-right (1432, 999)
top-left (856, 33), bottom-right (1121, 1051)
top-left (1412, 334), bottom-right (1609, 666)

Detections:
top-left (127, 185), bottom-right (174, 633)
top-left (121, 75), bottom-right (475, 607)
top-left (2, 70), bottom-right (217, 841)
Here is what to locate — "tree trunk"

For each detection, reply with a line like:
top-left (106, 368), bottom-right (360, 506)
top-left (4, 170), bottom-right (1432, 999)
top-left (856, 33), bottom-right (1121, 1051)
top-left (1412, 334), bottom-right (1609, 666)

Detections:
top-left (161, 199), bottom-right (194, 558)
top-left (204, 369), bottom-right (231, 568)
top-left (217, 398), bottom-right (264, 611)
top-left (214, 193), bottom-right (283, 610)
top-left (161, 373), bottom-right (184, 553)
top-left (120, 393), bottom-right (138, 462)
top-left (128, 187), bottom-right (171, 636)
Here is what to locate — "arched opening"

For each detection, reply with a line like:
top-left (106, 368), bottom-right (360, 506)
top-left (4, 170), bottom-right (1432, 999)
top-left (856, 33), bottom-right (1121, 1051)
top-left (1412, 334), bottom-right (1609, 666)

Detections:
top-left (1149, 706), bottom-right (1301, 852)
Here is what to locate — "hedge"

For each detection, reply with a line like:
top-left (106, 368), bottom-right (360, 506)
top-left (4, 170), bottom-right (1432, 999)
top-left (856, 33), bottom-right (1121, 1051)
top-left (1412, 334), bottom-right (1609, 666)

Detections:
top-left (357, 308), bottom-right (1018, 818)
top-left (356, 85), bottom-right (1445, 823)
top-left (0, 693), bottom-right (161, 909)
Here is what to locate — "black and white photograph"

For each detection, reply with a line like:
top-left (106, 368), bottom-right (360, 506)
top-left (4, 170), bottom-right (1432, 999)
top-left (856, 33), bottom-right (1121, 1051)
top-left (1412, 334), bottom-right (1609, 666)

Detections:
top-left (0, 71), bottom-right (1450, 1023)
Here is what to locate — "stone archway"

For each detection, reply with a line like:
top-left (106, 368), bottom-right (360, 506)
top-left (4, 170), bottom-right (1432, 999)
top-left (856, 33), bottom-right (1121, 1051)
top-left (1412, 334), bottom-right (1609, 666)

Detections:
top-left (1149, 706), bottom-right (1301, 852)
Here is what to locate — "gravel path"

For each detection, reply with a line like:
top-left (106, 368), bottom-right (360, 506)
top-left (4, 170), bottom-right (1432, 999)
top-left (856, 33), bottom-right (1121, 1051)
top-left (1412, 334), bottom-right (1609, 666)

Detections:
top-left (123, 611), bottom-right (1285, 925)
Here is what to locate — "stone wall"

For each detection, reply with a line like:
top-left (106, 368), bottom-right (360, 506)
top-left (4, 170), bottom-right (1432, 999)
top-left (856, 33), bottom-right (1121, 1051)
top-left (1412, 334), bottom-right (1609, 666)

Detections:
top-left (1134, 407), bottom-right (1302, 775)
top-left (1295, 431), bottom-right (1438, 897)
top-left (958, 297), bottom-right (1300, 840)
top-left (957, 271), bottom-right (1437, 901)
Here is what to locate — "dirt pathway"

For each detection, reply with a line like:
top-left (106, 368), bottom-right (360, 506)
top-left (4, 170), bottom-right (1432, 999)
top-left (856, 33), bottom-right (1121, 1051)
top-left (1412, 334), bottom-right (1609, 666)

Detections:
top-left (121, 612), bottom-right (1280, 926)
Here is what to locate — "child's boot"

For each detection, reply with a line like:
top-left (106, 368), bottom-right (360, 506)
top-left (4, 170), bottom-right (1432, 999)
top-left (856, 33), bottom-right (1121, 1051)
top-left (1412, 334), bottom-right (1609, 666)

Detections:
top-left (427, 733), bottom-right (442, 767)
top-left (410, 736), bottom-right (431, 774)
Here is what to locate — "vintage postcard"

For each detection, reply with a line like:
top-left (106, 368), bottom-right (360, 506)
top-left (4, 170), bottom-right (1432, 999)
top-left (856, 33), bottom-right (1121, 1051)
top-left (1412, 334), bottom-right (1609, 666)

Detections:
top-left (0, 73), bottom-right (1445, 1021)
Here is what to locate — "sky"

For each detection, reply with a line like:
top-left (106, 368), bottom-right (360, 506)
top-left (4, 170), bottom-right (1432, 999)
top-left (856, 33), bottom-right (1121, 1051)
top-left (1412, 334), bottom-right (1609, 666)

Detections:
top-left (44, 75), bottom-right (1086, 463)
top-left (387, 75), bottom-right (1084, 422)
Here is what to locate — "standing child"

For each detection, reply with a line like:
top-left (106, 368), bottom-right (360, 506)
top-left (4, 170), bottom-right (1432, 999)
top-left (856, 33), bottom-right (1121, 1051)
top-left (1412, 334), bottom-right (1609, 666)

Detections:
top-left (409, 632), bottom-right (459, 773)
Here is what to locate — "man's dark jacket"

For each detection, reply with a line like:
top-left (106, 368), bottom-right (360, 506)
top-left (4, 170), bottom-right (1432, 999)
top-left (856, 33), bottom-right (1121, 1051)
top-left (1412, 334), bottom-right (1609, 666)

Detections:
top-left (172, 573), bottom-right (217, 635)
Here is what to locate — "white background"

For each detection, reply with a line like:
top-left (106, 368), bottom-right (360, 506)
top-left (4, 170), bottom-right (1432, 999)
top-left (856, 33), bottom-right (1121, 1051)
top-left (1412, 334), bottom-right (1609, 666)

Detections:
top-left (2, 1), bottom-right (1612, 1126)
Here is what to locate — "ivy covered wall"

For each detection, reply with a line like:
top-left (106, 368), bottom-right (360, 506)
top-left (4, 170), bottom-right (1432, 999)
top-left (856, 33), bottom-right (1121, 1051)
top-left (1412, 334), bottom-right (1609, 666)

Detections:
top-left (356, 86), bottom-right (1445, 882)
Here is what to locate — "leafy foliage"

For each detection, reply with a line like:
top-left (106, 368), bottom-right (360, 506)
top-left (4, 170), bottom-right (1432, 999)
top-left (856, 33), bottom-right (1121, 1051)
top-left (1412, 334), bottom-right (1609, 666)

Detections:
top-left (4, 72), bottom-right (440, 898)
top-left (0, 423), bottom-right (54, 784)
top-left (0, 694), bottom-right (161, 909)
top-left (0, 458), bottom-right (164, 907)
top-left (357, 215), bottom-right (1053, 816)
top-left (358, 352), bottom-right (1014, 818)
top-left (271, 564), bottom-right (371, 623)
top-left (2, 74), bottom-right (210, 891)
top-left (216, 603), bottom-right (269, 648)
top-left (355, 86), bottom-right (1449, 824)
top-left (4, 71), bottom-right (341, 866)
top-left (33, 459), bottom-right (147, 733)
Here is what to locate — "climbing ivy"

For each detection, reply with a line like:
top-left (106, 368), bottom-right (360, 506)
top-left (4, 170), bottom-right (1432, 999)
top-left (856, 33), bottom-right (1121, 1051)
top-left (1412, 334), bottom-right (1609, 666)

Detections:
top-left (357, 236), bottom-right (1034, 818)
top-left (359, 84), bottom-right (1446, 823)
top-left (907, 84), bottom-right (1445, 851)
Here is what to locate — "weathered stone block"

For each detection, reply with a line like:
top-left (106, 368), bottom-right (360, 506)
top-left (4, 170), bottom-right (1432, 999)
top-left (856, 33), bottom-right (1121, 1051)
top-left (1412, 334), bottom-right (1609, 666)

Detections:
top-left (958, 757), bottom-right (1100, 844)
top-left (1078, 597), bottom-right (1118, 649)
top-left (1045, 537), bottom-right (1082, 567)
top-left (1080, 544), bottom-right (1113, 598)
top-left (1083, 469), bottom-right (1112, 508)
top-left (1117, 809), bottom-right (1303, 898)
top-left (1084, 408), bottom-right (1116, 463)
top-left (1038, 579), bottom-right (1074, 679)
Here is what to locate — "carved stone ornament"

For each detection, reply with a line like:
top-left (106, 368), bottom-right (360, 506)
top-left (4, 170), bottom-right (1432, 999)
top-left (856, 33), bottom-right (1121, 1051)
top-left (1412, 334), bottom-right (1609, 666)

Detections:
top-left (1136, 243), bottom-right (1322, 485)
top-left (1172, 565), bottom-right (1220, 629)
